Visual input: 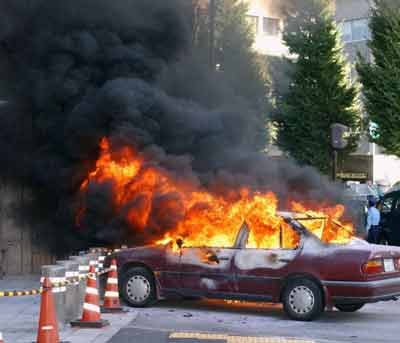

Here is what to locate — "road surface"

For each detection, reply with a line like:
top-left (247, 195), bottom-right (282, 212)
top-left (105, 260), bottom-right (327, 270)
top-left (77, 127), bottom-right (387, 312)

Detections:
top-left (108, 298), bottom-right (399, 343)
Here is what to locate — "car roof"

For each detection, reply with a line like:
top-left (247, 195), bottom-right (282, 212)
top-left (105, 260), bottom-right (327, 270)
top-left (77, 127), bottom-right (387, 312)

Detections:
top-left (277, 211), bottom-right (327, 221)
top-left (384, 189), bottom-right (400, 198)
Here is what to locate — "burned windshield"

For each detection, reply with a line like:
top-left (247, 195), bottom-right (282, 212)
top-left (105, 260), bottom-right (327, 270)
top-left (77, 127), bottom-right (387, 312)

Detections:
top-left (295, 217), bottom-right (353, 244)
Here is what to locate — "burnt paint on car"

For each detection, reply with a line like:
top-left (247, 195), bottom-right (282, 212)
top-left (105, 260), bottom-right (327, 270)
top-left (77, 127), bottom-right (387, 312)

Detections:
top-left (111, 219), bottom-right (400, 308)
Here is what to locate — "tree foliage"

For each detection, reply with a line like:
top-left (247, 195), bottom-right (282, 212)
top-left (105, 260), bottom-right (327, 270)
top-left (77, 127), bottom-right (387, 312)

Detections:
top-left (357, 0), bottom-right (400, 156)
top-left (274, 0), bottom-right (360, 174)
top-left (193, 0), bottom-right (270, 150)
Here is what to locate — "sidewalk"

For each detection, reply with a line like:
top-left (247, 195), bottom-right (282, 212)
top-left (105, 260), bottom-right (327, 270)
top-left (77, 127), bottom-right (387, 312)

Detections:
top-left (0, 275), bottom-right (137, 343)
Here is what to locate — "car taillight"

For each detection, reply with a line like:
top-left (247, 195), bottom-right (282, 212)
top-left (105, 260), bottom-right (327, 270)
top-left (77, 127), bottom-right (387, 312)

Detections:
top-left (362, 259), bottom-right (384, 275)
top-left (396, 258), bottom-right (400, 270)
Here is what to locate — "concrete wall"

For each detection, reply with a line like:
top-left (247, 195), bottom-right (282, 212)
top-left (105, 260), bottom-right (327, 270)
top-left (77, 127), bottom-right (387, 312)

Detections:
top-left (43, 249), bottom-right (109, 326)
top-left (0, 181), bottom-right (55, 276)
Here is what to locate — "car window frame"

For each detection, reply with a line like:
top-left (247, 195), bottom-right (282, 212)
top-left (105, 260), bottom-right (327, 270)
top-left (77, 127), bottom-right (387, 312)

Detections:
top-left (391, 196), bottom-right (400, 214)
top-left (291, 217), bottom-right (354, 246)
top-left (381, 196), bottom-right (395, 214)
top-left (239, 218), bottom-right (304, 251)
top-left (175, 217), bottom-right (308, 250)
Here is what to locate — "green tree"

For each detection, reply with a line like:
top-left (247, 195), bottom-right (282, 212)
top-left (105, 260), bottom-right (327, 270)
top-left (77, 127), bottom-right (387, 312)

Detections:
top-left (193, 0), bottom-right (270, 150)
top-left (274, 0), bottom-right (360, 174)
top-left (357, 0), bottom-right (400, 156)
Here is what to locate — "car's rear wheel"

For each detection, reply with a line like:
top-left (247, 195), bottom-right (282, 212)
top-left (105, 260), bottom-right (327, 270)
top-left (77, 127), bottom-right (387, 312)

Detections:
top-left (282, 279), bottom-right (324, 321)
top-left (335, 303), bottom-right (365, 312)
top-left (120, 267), bottom-right (156, 307)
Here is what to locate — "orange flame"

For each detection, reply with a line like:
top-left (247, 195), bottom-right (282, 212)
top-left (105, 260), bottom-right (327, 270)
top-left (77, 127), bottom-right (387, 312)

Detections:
top-left (78, 138), bottom-right (354, 248)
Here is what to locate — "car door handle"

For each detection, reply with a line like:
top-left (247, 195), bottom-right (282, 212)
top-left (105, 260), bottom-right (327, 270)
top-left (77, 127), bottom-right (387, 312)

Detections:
top-left (218, 256), bottom-right (230, 261)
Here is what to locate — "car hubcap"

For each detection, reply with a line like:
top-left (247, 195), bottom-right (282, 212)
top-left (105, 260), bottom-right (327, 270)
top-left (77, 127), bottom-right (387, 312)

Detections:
top-left (126, 275), bottom-right (151, 303)
top-left (289, 286), bottom-right (315, 314)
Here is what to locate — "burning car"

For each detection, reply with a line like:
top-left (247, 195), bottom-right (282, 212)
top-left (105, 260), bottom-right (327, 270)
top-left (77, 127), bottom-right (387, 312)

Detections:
top-left (106, 213), bottom-right (400, 321)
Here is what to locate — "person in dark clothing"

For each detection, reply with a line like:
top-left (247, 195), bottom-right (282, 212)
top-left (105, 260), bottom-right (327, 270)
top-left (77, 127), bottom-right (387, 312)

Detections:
top-left (366, 198), bottom-right (381, 244)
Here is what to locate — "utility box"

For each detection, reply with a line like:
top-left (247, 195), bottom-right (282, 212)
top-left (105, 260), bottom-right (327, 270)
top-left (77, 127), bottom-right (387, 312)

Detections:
top-left (331, 123), bottom-right (350, 150)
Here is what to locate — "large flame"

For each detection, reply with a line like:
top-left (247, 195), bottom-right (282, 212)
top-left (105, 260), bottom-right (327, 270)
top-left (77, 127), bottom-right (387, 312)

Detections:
top-left (78, 138), bottom-right (354, 249)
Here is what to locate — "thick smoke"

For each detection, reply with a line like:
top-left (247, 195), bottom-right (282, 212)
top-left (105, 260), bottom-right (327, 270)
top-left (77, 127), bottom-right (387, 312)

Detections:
top-left (0, 0), bottom-right (352, 252)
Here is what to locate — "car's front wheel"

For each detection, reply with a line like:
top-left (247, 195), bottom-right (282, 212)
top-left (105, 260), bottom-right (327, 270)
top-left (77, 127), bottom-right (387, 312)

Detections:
top-left (120, 267), bottom-right (156, 307)
top-left (282, 279), bottom-right (324, 321)
top-left (335, 303), bottom-right (364, 312)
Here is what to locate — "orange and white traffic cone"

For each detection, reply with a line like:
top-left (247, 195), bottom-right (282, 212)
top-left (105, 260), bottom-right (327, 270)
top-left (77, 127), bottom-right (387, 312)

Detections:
top-left (101, 259), bottom-right (125, 313)
top-left (0, 331), bottom-right (5, 343)
top-left (36, 277), bottom-right (60, 343)
top-left (70, 266), bottom-right (109, 328)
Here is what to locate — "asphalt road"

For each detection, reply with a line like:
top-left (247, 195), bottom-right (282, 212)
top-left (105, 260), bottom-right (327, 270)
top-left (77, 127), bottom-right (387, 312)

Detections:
top-left (107, 298), bottom-right (400, 343)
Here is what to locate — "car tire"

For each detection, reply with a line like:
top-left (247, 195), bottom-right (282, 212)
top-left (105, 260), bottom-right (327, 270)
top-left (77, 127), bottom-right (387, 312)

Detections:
top-left (120, 267), bottom-right (156, 307)
top-left (282, 279), bottom-right (324, 321)
top-left (335, 303), bottom-right (364, 312)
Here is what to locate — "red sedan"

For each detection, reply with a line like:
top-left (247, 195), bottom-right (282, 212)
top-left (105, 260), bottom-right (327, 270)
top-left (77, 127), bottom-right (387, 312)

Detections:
top-left (107, 212), bottom-right (400, 321)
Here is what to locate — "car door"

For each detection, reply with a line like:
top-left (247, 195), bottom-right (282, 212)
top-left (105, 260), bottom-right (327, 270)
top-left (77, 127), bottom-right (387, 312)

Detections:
top-left (233, 223), bottom-right (301, 299)
top-left (179, 245), bottom-right (237, 296)
top-left (388, 197), bottom-right (400, 245)
top-left (380, 195), bottom-right (396, 244)
top-left (178, 226), bottom-right (250, 296)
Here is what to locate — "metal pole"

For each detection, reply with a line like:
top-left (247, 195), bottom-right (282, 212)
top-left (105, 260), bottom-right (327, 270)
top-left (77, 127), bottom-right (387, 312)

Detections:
top-left (332, 150), bottom-right (338, 181)
top-left (209, 0), bottom-right (216, 70)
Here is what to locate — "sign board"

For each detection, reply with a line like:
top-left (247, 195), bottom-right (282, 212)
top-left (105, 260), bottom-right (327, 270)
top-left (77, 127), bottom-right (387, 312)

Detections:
top-left (336, 155), bottom-right (373, 181)
top-left (336, 172), bottom-right (368, 180)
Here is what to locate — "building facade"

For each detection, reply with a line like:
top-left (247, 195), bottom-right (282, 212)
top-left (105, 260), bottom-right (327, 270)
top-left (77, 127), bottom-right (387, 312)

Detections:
top-left (244, 0), bottom-right (289, 56)
top-left (335, 0), bottom-right (400, 187)
top-left (244, 0), bottom-right (400, 187)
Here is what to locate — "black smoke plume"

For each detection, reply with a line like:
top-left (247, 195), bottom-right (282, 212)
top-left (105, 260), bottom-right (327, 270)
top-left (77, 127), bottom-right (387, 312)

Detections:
top-left (0, 0), bottom-right (352, 253)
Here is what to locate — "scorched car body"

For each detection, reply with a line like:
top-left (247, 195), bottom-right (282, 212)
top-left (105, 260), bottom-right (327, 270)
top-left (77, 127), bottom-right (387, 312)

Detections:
top-left (105, 212), bottom-right (400, 321)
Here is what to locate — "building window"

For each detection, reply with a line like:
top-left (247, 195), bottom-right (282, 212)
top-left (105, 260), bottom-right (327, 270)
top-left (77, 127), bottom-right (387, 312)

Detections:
top-left (339, 18), bottom-right (370, 43)
top-left (263, 17), bottom-right (280, 36)
top-left (247, 15), bottom-right (259, 35)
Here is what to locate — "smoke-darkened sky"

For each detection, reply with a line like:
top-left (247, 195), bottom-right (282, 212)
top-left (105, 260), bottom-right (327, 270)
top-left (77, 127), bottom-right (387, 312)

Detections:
top-left (0, 0), bottom-right (351, 252)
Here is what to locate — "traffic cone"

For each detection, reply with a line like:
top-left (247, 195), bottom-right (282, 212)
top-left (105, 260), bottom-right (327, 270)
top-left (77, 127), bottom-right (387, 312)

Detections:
top-left (0, 331), bottom-right (4, 343)
top-left (70, 266), bottom-right (109, 328)
top-left (36, 277), bottom-right (60, 343)
top-left (101, 259), bottom-right (125, 313)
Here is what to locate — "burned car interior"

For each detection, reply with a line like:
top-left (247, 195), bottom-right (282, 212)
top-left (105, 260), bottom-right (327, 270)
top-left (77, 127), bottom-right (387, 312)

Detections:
top-left (173, 213), bottom-right (350, 254)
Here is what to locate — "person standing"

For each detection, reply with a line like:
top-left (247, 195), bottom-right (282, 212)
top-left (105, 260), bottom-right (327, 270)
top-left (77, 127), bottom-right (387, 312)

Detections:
top-left (366, 198), bottom-right (381, 244)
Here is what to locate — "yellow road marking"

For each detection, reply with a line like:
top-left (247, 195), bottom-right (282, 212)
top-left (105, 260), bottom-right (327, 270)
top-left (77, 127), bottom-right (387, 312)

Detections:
top-left (170, 332), bottom-right (316, 343)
